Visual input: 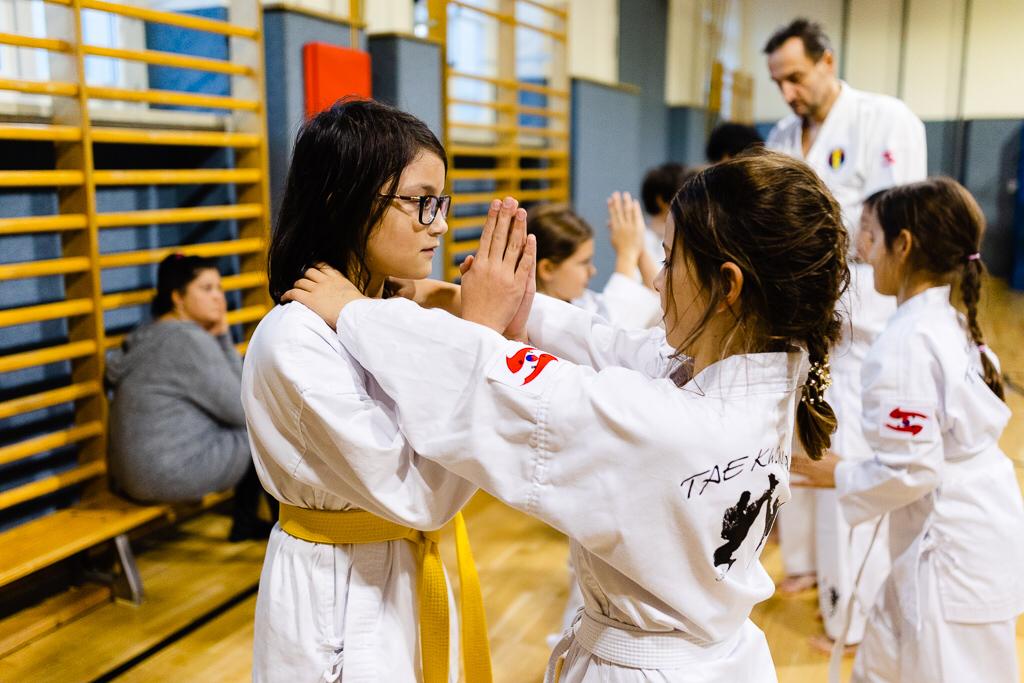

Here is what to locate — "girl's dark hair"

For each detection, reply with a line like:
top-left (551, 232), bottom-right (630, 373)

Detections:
top-left (268, 98), bottom-right (447, 302)
top-left (872, 177), bottom-right (1003, 400)
top-left (152, 254), bottom-right (219, 316)
top-left (641, 163), bottom-right (696, 215)
top-left (667, 148), bottom-right (850, 460)
top-left (527, 203), bottom-right (593, 264)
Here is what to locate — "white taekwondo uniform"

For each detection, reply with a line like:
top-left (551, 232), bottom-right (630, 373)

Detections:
top-left (815, 263), bottom-right (896, 643)
top-left (335, 293), bottom-right (803, 682)
top-left (241, 302), bottom-right (476, 682)
top-left (574, 273), bottom-right (663, 330)
top-left (768, 81), bottom-right (926, 585)
top-left (836, 285), bottom-right (1024, 683)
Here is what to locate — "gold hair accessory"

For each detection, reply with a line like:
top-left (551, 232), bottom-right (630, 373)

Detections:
top-left (800, 357), bottom-right (832, 403)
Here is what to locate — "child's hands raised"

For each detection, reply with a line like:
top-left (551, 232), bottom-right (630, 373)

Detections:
top-left (460, 197), bottom-right (536, 335)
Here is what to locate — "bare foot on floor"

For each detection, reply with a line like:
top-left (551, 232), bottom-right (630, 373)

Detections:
top-left (808, 633), bottom-right (858, 657)
top-left (777, 572), bottom-right (817, 594)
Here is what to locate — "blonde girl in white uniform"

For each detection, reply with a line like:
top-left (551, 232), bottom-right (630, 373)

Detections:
top-left (286, 149), bottom-right (850, 682)
top-left (794, 177), bottom-right (1024, 682)
top-left (241, 99), bottom-right (493, 682)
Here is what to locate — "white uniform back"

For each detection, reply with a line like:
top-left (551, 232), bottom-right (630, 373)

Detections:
top-left (241, 302), bottom-right (476, 681)
top-left (836, 285), bottom-right (1024, 682)
top-left (573, 272), bottom-right (662, 330)
top-left (335, 294), bottom-right (806, 681)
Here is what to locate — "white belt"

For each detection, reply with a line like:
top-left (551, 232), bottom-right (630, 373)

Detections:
top-left (545, 610), bottom-right (734, 680)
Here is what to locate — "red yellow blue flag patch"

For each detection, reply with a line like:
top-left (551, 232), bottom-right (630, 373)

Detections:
top-left (828, 147), bottom-right (845, 170)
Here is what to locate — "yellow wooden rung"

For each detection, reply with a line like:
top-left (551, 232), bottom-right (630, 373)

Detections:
top-left (96, 203), bottom-right (263, 228)
top-left (449, 145), bottom-right (517, 158)
top-left (517, 105), bottom-right (568, 119)
top-left (448, 239), bottom-right (481, 255)
top-left (98, 238), bottom-right (265, 269)
top-left (93, 168), bottom-right (261, 186)
top-left (0, 460), bottom-right (105, 513)
top-left (517, 0), bottom-right (569, 18)
top-left (0, 170), bottom-right (84, 188)
top-left (448, 98), bottom-right (517, 112)
top-left (221, 271), bottom-right (268, 290)
top-left (105, 334), bottom-right (124, 351)
top-left (0, 77), bottom-right (77, 97)
top-left (0, 421), bottom-right (104, 468)
top-left (447, 215), bottom-right (488, 229)
top-left (0, 340), bottom-right (98, 375)
top-left (0, 124), bottom-right (81, 142)
top-left (0, 256), bottom-right (91, 281)
top-left (0, 214), bottom-right (87, 235)
top-left (0, 381), bottom-right (101, 421)
top-left (0, 32), bottom-right (70, 52)
top-left (80, 0), bottom-right (258, 39)
top-left (518, 148), bottom-right (569, 159)
top-left (83, 45), bottom-right (253, 77)
top-left (0, 298), bottom-right (93, 328)
top-left (225, 304), bottom-right (268, 326)
top-left (87, 85), bottom-right (259, 112)
top-left (101, 289), bottom-right (154, 311)
top-left (91, 127), bottom-right (260, 148)
top-left (102, 271), bottom-right (266, 312)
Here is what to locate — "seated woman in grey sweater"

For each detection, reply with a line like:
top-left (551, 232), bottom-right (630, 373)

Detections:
top-left (106, 254), bottom-right (273, 540)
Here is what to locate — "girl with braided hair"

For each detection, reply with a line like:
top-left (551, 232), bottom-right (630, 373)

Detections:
top-left (793, 176), bottom-right (1024, 682)
top-left (285, 148), bottom-right (849, 682)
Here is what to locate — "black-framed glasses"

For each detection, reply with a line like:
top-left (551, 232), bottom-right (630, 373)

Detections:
top-left (379, 194), bottom-right (452, 226)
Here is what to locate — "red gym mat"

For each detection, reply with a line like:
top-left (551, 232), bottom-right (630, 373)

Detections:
top-left (303, 42), bottom-right (372, 118)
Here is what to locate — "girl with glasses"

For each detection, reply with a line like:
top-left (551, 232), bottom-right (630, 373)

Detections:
top-left (242, 98), bottom-right (493, 682)
top-left (286, 149), bottom-right (850, 682)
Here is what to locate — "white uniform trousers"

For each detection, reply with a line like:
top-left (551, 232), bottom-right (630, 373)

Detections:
top-left (778, 488), bottom-right (816, 576)
top-left (852, 560), bottom-right (1019, 683)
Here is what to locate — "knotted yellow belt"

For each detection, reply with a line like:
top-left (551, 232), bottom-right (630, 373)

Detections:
top-left (279, 504), bottom-right (493, 683)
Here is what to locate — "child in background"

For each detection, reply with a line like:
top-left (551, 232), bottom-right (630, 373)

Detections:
top-left (528, 202), bottom-right (662, 329)
top-left (640, 162), bottom-right (696, 280)
top-left (793, 177), bottom-right (1024, 683)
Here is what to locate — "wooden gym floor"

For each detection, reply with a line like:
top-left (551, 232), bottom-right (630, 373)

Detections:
top-left (1, 279), bottom-right (1022, 681)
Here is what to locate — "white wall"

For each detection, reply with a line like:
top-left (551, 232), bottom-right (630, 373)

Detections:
top-left (665, 0), bottom-right (709, 106)
top-left (568, 0), bottom-right (618, 84)
top-left (364, 0), bottom-right (414, 35)
top-left (962, 0), bottom-right (1024, 118)
top-left (844, 0), bottom-right (902, 97)
top-left (902, 0), bottom-right (965, 120)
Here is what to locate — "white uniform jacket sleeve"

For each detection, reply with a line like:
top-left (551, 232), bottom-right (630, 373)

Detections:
top-left (527, 293), bottom-right (675, 377)
top-left (337, 298), bottom-right (792, 639)
top-left (862, 103), bottom-right (927, 197)
top-left (835, 329), bottom-right (944, 527)
top-left (599, 273), bottom-right (663, 330)
top-left (243, 304), bottom-right (476, 529)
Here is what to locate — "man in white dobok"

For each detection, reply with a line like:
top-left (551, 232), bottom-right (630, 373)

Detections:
top-left (762, 17), bottom-right (926, 649)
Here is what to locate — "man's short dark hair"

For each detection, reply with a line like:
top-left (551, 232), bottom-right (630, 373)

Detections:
top-left (762, 18), bottom-right (832, 61)
top-left (641, 163), bottom-right (695, 214)
top-left (706, 123), bottom-right (765, 163)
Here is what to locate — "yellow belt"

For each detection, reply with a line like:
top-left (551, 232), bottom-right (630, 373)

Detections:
top-left (279, 504), bottom-right (493, 683)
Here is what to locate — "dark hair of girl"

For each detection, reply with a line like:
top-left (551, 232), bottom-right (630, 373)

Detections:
top-left (268, 98), bottom-right (447, 303)
top-left (641, 163), bottom-right (696, 215)
top-left (152, 254), bottom-right (219, 317)
top-left (666, 148), bottom-right (850, 460)
top-left (871, 176), bottom-right (1004, 400)
top-left (527, 203), bottom-right (593, 265)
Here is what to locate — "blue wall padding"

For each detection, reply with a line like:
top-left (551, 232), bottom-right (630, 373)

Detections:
top-left (145, 7), bottom-right (230, 113)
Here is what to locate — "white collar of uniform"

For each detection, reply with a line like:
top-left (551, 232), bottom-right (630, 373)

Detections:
top-left (892, 284), bottom-right (953, 320)
top-left (682, 351), bottom-right (804, 398)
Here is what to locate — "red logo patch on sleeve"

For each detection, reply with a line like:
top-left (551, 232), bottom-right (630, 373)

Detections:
top-left (506, 347), bottom-right (558, 386)
top-left (886, 407), bottom-right (927, 436)
top-left (882, 149), bottom-right (895, 166)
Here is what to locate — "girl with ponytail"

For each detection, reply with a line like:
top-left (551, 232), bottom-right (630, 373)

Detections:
top-left (793, 177), bottom-right (1024, 683)
top-left (285, 148), bottom-right (850, 681)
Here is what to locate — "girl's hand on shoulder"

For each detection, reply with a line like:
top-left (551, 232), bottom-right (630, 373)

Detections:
top-left (284, 265), bottom-right (366, 331)
top-left (789, 449), bottom-right (840, 488)
top-left (461, 197), bottom-right (536, 334)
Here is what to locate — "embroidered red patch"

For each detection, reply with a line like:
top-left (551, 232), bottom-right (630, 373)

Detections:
top-left (506, 347), bottom-right (558, 386)
top-left (882, 149), bottom-right (895, 166)
top-left (886, 407), bottom-right (926, 436)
